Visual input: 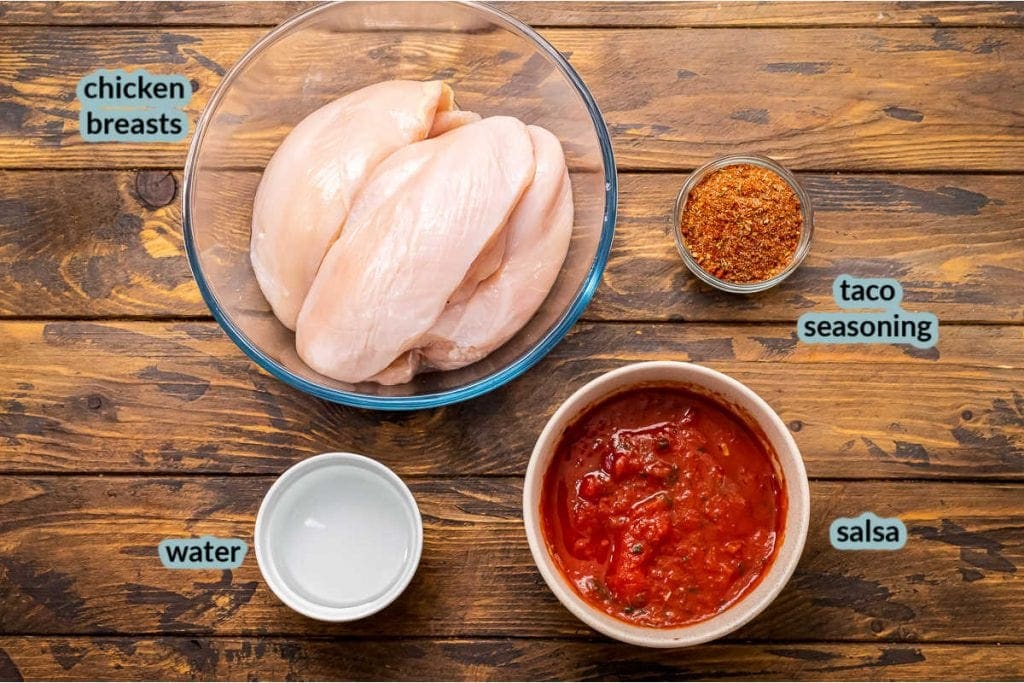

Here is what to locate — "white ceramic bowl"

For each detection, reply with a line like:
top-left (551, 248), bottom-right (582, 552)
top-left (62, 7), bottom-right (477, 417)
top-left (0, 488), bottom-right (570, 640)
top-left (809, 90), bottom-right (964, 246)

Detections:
top-left (255, 453), bottom-right (423, 621)
top-left (523, 361), bottom-right (810, 647)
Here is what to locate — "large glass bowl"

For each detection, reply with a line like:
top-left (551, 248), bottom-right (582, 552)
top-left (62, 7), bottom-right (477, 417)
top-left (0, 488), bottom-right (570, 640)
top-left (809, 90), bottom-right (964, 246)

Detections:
top-left (182, 1), bottom-right (617, 410)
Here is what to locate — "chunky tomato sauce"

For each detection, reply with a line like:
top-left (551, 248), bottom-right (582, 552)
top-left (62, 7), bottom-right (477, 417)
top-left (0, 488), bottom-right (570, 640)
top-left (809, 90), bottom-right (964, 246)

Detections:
top-left (541, 385), bottom-right (785, 628)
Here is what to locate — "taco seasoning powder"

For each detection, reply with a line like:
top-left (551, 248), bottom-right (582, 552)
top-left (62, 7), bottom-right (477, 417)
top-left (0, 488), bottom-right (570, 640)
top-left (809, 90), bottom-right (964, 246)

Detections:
top-left (679, 163), bottom-right (803, 283)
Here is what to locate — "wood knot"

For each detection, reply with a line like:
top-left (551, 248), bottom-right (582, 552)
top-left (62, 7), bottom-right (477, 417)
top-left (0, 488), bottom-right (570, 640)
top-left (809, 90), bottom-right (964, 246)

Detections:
top-left (135, 170), bottom-right (177, 209)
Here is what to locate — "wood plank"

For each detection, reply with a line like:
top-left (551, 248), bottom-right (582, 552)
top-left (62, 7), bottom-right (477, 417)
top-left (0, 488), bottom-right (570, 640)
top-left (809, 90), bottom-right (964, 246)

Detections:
top-left (0, 477), bottom-right (1020, 640)
top-left (1, 2), bottom-right (1021, 28)
top-left (1, 27), bottom-right (1022, 171)
top-left (2, 171), bottom-right (1021, 323)
top-left (600, 173), bottom-right (1024, 323)
top-left (0, 171), bottom-right (194, 318)
top-left (1, 321), bottom-right (1021, 478)
top-left (0, 2), bottom-right (322, 26)
top-left (499, 2), bottom-right (1024, 28)
top-left (0, 28), bottom-right (256, 170)
top-left (0, 638), bottom-right (1021, 681)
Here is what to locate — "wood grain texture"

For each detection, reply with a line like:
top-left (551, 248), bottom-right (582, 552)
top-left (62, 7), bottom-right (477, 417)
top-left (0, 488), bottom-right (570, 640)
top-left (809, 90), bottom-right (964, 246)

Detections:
top-left (2, 171), bottom-right (1021, 322)
top-left (0, 638), bottom-right (1021, 681)
top-left (0, 6), bottom-right (1021, 679)
top-left (603, 173), bottom-right (1024, 323)
top-left (0, 171), bottom-right (192, 318)
top-left (1, 1), bottom-right (1021, 27)
top-left (1, 27), bottom-right (1022, 170)
top-left (0, 476), bottom-right (1020, 640)
top-left (1, 321), bottom-right (1021, 478)
top-left (499, 2), bottom-right (1024, 28)
top-left (0, 1), bottom-right (322, 26)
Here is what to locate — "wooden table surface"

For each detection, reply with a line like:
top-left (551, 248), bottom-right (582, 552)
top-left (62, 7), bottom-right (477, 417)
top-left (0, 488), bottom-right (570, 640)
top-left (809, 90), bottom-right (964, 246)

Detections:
top-left (0, 1), bottom-right (1022, 680)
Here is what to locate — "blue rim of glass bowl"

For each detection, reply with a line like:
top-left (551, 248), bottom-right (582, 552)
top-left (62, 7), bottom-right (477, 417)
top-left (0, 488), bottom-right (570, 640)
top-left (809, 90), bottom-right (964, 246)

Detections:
top-left (181, 0), bottom-right (618, 411)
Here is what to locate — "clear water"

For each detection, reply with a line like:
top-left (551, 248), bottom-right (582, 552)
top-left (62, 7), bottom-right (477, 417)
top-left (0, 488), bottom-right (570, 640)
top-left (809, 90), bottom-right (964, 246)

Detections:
top-left (272, 465), bottom-right (415, 607)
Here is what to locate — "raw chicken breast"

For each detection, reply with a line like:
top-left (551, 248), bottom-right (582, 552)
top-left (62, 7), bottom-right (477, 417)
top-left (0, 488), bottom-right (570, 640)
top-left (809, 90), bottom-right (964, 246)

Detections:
top-left (372, 125), bottom-right (573, 384)
top-left (250, 80), bottom-right (457, 330)
top-left (295, 116), bottom-right (536, 384)
top-left (429, 110), bottom-right (482, 137)
top-left (424, 126), bottom-right (573, 368)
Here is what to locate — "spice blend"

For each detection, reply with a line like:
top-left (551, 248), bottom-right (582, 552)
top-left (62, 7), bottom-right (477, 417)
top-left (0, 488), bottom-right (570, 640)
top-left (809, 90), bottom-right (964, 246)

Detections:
top-left (680, 163), bottom-right (803, 283)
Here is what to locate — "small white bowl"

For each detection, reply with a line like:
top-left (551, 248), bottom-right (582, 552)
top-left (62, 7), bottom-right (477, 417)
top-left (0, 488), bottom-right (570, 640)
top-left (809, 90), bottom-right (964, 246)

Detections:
top-left (523, 361), bottom-right (810, 647)
top-left (255, 452), bottom-right (423, 621)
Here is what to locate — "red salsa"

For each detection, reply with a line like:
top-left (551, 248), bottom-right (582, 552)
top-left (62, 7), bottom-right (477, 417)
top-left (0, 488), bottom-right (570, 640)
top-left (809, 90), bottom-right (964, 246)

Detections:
top-left (540, 385), bottom-right (785, 628)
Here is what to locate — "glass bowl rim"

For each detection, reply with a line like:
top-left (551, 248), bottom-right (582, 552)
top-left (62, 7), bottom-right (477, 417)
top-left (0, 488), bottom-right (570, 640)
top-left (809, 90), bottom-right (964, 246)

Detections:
top-left (181, 0), bottom-right (618, 410)
top-left (672, 154), bottom-right (814, 294)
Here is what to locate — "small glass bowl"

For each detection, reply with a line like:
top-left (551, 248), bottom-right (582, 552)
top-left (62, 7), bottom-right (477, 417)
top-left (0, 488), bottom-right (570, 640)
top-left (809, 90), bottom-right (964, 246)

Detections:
top-left (672, 154), bottom-right (814, 294)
